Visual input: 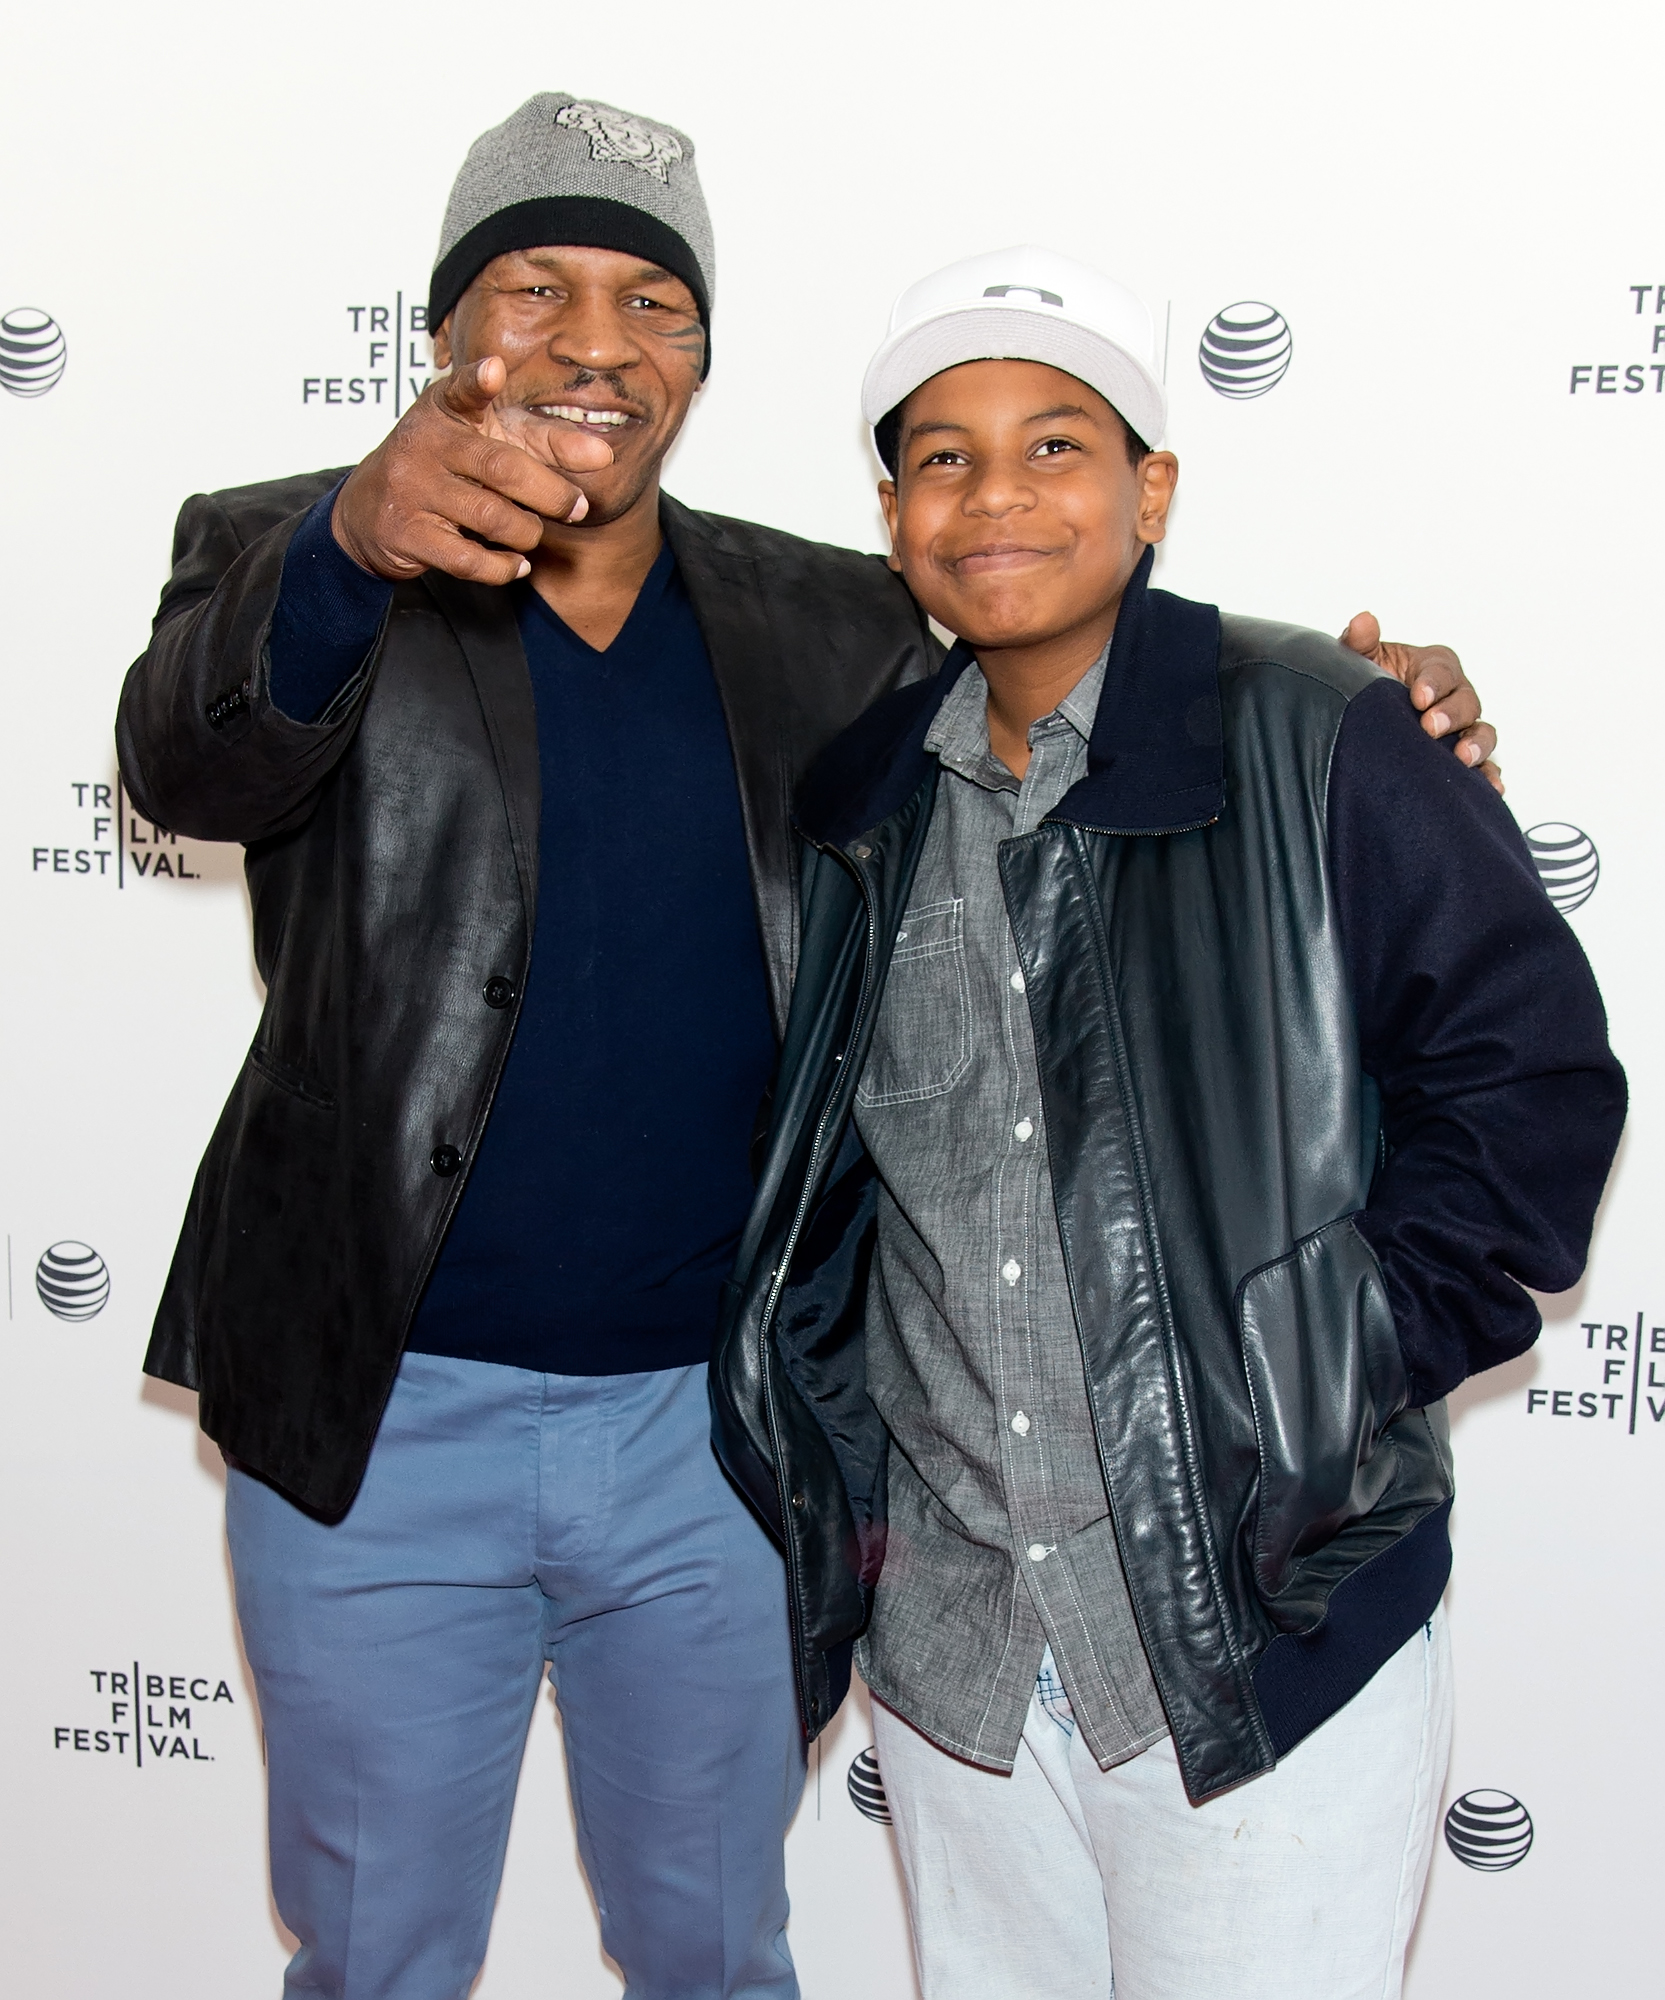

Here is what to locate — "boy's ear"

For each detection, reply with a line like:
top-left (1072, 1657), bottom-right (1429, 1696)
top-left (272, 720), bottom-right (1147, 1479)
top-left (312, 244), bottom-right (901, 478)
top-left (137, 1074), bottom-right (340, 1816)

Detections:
top-left (878, 479), bottom-right (902, 572)
top-left (1134, 452), bottom-right (1179, 548)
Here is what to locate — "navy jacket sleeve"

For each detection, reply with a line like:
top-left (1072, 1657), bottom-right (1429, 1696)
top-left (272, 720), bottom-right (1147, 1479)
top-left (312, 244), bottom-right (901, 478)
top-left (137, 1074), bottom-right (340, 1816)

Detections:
top-left (267, 483), bottom-right (394, 722)
top-left (1329, 676), bottom-right (1626, 1406)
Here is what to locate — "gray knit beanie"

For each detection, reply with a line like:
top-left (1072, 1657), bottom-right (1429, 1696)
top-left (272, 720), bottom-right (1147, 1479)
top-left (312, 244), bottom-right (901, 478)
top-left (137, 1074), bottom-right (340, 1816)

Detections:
top-left (429, 93), bottom-right (715, 376)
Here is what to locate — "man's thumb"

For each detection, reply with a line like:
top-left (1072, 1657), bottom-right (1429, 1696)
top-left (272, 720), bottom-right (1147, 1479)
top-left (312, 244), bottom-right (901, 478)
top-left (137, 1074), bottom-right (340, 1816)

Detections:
top-left (1340, 610), bottom-right (1381, 658)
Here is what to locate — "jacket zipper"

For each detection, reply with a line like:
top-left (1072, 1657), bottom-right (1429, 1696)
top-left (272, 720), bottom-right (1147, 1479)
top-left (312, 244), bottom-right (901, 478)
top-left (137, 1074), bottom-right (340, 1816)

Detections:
top-left (755, 843), bottom-right (879, 1724)
top-left (1051, 814), bottom-right (1220, 839)
top-left (759, 845), bottom-right (879, 1340)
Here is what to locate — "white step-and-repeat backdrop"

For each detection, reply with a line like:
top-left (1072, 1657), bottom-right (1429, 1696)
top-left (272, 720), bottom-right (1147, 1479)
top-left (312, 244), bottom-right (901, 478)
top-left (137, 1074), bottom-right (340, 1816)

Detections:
top-left (2, 1), bottom-right (1659, 1993)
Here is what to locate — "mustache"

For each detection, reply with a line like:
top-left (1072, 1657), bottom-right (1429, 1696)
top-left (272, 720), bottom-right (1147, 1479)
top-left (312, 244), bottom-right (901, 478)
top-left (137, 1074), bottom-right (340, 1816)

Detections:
top-left (513, 366), bottom-right (651, 417)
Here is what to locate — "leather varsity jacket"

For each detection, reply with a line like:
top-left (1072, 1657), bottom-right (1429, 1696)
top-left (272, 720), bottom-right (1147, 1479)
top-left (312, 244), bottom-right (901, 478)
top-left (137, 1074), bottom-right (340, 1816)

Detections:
top-left (117, 472), bottom-right (935, 1519)
top-left (710, 550), bottom-right (1624, 1803)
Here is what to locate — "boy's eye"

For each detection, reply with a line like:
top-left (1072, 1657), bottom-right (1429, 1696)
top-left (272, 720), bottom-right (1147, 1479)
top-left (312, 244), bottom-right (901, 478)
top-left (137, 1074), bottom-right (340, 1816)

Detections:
top-left (1033, 436), bottom-right (1080, 457)
top-left (919, 449), bottom-right (968, 467)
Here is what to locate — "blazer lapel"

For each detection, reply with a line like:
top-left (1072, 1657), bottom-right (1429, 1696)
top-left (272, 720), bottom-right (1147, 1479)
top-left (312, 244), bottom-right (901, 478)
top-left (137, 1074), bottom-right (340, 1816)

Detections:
top-left (663, 495), bottom-right (800, 1034)
top-left (420, 573), bottom-right (541, 924)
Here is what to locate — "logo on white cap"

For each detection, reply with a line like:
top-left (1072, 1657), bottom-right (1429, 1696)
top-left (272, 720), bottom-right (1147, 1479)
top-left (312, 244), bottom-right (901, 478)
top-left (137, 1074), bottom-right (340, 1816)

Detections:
top-left (983, 285), bottom-right (1064, 307)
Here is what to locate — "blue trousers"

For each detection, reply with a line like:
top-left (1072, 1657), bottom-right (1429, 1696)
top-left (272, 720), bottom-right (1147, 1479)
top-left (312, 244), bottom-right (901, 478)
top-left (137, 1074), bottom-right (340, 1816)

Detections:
top-left (226, 1355), bottom-right (805, 2000)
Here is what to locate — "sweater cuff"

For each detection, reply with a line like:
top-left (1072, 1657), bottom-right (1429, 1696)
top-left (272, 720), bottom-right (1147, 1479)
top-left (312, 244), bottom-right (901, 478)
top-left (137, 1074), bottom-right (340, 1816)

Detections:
top-left (268, 483), bottom-right (394, 722)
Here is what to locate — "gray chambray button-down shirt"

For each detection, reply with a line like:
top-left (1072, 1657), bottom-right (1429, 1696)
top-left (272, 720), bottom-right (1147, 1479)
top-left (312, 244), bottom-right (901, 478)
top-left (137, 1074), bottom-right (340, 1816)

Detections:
top-left (853, 646), bottom-right (1169, 1774)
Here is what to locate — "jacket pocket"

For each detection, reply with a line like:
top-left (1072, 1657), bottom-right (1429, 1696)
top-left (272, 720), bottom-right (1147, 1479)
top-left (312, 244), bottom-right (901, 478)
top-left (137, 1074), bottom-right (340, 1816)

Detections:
top-left (856, 899), bottom-right (971, 1107)
top-left (1236, 1215), bottom-right (1408, 1602)
top-left (247, 1042), bottom-right (337, 1110)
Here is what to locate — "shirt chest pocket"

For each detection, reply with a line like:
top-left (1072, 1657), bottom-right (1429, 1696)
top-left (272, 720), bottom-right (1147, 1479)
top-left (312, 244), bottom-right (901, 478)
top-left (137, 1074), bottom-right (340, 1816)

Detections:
top-left (857, 898), bottom-right (972, 1107)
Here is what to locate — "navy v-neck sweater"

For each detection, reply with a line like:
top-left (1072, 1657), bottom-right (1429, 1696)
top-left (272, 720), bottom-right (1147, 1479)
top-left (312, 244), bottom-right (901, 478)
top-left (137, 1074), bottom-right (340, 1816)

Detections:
top-left (270, 502), bottom-right (777, 1377)
top-left (409, 545), bottom-right (778, 1375)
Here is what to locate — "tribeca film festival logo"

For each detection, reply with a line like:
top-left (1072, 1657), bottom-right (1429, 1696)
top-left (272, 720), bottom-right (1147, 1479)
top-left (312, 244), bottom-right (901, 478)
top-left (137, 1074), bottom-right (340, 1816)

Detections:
top-left (1198, 303), bottom-right (1293, 400)
top-left (1444, 1790), bottom-right (1534, 1871)
top-left (1526, 1312), bottom-right (1665, 1433)
top-left (1525, 822), bottom-right (1599, 913)
top-left (55, 1663), bottom-right (235, 1768)
top-left (0, 307), bottom-right (67, 398)
top-left (1569, 284), bottom-right (1665, 398)
top-left (302, 294), bottom-right (433, 414)
top-left (29, 778), bottom-right (207, 885)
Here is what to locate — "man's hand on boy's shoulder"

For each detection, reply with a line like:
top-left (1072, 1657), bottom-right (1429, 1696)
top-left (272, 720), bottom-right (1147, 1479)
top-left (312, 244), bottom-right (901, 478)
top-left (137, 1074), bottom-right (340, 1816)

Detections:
top-left (1339, 613), bottom-right (1503, 795)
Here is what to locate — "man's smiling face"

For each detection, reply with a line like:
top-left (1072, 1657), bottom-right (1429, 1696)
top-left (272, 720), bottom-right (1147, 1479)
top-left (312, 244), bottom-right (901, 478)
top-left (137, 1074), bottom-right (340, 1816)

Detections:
top-left (880, 358), bottom-right (1176, 658)
top-left (433, 244), bottom-right (707, 530)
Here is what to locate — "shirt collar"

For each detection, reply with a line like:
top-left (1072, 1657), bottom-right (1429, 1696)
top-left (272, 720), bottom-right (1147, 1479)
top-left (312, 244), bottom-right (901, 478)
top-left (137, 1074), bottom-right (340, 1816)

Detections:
top-left (792, 548), bottom-right (1226, 850)
top-left (1058, 644), bottom-right (1111, 742)
top-left (924, 640), bottom-right (1111, 791)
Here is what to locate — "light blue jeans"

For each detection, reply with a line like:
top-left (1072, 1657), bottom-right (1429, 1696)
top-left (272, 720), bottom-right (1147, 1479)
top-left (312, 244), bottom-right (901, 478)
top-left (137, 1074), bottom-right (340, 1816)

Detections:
top-left (227, 1354), bottom-right (804, 2000)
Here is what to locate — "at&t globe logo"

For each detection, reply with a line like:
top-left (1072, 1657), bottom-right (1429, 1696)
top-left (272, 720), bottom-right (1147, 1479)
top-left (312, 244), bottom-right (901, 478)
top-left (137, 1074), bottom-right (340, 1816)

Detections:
top-left (1444, 1789), bottom-right (1534, 1870)
top-left (0, 308), bottom-right (68, 398)
top-left (847, 1746), bottom-right (891, 1825)
top-left (1525, 822), bottom-right (1599, 913)
top-left (35, 1242), bottom-right (111, 1321)
top-left (1199, 302), bottom-right (1293, 400)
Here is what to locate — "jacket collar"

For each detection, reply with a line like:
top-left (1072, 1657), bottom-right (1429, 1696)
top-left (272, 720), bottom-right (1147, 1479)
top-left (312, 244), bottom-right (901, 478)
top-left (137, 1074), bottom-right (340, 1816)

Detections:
top-left (795, 546), bottom-right (1224, 848)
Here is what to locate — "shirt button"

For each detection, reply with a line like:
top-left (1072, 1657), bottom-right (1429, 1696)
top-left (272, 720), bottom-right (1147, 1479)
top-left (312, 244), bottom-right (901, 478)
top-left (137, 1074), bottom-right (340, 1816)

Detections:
top-left (1027, 1543), bottom-right (1050, 1563)
top-left (1014, 1117), bottom-right (1034, 1142)
top-left (1009, 971), bottom-right (1026, 993)
top-left (1011, 1411), bottom-right (1031, 1436)
top-left (1001, 1258), bottom-right (1022, 1286)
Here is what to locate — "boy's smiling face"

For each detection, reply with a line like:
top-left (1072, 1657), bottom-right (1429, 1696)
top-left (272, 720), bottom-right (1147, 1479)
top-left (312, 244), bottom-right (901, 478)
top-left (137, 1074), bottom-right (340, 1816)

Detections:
top-left (880, 359), bottom-right (1178, 666)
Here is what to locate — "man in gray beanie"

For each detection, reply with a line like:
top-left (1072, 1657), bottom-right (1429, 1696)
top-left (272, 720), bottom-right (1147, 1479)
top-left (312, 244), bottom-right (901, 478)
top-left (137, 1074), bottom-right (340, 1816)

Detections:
top-left (117, 90), bottom-right (1496, 2000)
top-left (429, 94), bottom-right (716, 367)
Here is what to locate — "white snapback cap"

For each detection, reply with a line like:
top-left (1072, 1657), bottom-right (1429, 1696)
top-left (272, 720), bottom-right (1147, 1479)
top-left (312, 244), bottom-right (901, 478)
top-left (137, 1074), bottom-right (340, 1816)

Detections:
top-left (861, 244), bottom-right (1166, 449)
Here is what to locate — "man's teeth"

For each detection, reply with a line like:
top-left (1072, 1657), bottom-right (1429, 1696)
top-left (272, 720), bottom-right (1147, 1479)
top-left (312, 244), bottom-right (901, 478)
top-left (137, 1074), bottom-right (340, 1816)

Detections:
top-left (536, 405), bottom-right (630, 426)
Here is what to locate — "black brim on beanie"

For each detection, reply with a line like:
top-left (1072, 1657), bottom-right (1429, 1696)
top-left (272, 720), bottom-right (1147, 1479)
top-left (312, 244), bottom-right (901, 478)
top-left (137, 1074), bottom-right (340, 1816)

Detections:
top-left (428, 195), bottom-right (711, 380)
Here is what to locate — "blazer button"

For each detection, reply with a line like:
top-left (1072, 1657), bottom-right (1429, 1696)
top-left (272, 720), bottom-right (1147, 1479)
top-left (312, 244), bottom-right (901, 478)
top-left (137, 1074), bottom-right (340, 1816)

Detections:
top-left (429, 1144), bottom-right (463, 1177)
top-left (482, 975), bottom-right (516, 1009)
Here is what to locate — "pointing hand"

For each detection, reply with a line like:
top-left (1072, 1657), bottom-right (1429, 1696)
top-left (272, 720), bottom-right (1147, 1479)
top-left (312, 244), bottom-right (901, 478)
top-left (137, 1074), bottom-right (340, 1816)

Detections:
top-left (331, 356), bottom-right (616, 586)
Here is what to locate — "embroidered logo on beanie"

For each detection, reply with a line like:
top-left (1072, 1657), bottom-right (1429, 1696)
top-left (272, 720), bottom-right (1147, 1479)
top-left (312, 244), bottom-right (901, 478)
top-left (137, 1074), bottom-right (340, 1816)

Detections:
top-left (554, 101), bottom-right (685, 184)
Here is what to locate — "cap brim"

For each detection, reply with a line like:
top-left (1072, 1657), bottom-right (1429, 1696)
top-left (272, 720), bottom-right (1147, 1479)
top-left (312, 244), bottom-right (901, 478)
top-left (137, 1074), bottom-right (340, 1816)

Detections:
top-left (861, 302), bottom-right (1166, 449)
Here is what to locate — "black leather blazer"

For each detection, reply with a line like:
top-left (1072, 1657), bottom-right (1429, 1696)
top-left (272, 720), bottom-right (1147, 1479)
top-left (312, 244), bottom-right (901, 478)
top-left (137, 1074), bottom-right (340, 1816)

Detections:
top-left (117, 472), bottom-right (934, 1517)
top-left (710, 555), bottom-right (1619, 1801)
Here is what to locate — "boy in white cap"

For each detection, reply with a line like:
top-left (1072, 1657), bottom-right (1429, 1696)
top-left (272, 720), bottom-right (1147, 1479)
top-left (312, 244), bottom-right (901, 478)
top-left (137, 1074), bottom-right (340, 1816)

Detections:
top-left (711, 248), bottom-right (1624, 1998)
